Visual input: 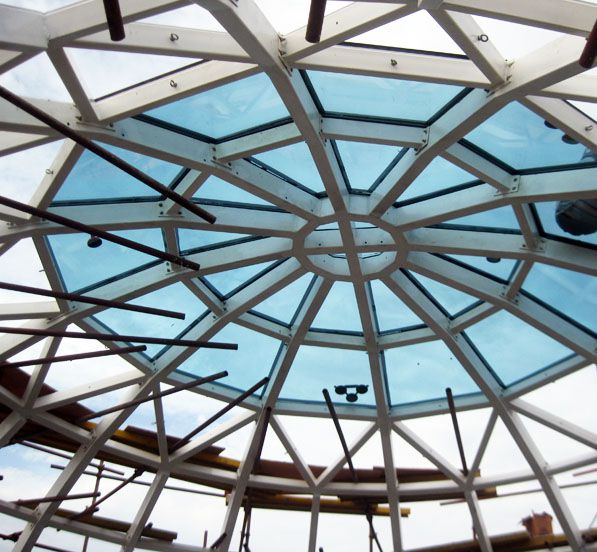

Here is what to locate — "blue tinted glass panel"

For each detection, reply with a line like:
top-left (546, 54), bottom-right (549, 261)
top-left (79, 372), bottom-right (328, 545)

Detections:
top-left (522, 264), bottom-right (596, 330)
top-left (194, 175), bottom-right (273, 205)
top-left (445, 255), bottom-right (517, 280)
top-left (48, 229), bottom-right (164, 291)
top-left (204, 261), bottom-right (275, 296)
top-left (534, 201), bottom-right (597, 246)
top-left (412, 273), bottom-right (479, 315)
top-left (370, 280), bottom-right (423, 331)
top-left (447, 206), bottom-right (519, 230)
top-left (311, 281), bottom-right (362, 332)
top-left (178, 229), bottom-right (250, 251)
top-left (385, 340), bottom-right (479, 405)
top-left (252, 273), bottom-right (314, 324)
top-left (465, 103), bottom-right (592, 169)
top-left (145, 73), bottom-right (289, 139)
top-left (177, 323), bottom-right (279, 391)
top-left (307, 71), bottom-right (463, 121)
top-left (335, 141), bottom-right (401, 189)
top-left (465, 311), bottom-right (574, 385)
top-left (55, 144), bottom-right (181, 201)
top-left (254, 142), bottom-right (325, 193)
top-left (280, 346), bottom-right (374, 406)
top-left (93, 283), bottom-right (207, 357)
top-left (401, 157), bottom-right (475, 201)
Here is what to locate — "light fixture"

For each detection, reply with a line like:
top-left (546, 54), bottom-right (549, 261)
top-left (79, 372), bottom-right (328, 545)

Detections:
top-left (334, 384), bottom-right (369, 403)
top-left (87, 235), bottom-right (102, 248)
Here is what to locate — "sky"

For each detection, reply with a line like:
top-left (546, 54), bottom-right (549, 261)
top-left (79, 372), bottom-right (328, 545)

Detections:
top-left (0, 1), bottom-right (595, 551)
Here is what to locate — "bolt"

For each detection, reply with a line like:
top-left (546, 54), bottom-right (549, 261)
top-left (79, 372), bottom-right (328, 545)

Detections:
top-left (170, 79), bottom-right (177, 88)
top-left (170, 33), bottom-right (179, 41)
top-left (477, 34), bottom-right (489, 42)
top-left (390, 58), bottom-right (397, 66)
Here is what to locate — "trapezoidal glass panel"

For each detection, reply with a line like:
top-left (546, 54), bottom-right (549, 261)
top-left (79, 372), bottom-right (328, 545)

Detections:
top-left (144, 72), bottom-right (290, 139)
top-left (306, 70), bottom-right (464, 122)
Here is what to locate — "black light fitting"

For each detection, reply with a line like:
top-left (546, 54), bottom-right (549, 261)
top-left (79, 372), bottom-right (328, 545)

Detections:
top-left (87, 235), bottom-right (102, 248)
top-left (334, 384), bottom-right (369, 403)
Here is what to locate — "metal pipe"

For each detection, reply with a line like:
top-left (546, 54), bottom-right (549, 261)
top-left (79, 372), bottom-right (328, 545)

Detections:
top-left (322, 388), bottom-right (358, 482)
top-left (580, 19), bottom-right (597, 68)
top-left (70, 468), bottom-right (144, 519)
top-left (210, 532), bottom-right (227, 550)
top-left (22, 442), bottom-right (125, 475)
top-left (445, 387), bottom-right (469, 477)
top-left (365, 512), bottom-right (384, 552)
top-left (0, 281), bottom-right (185, 320)
top-left (0, 345), bottom-right (147, 369)
top-left (0, 194), bottom-right (200, 271)
top-left (251, 407), bottom-right (272, 474)
top-left (15, 491), bottom-right (101, 506)
top-left (305, 0), bottom-right (327, 43)
top-left (78, 370), bottom-right (228, 421)
top-left (103, 0), bottom-right (125, 42)
top-left (0, 326), bottom-right (238, 350)
top-left (51, 464), bottom-right (225, 497)
top-left (0, 85), bottom-right (216, 224)
top-left (169, 377), bottom-right (269, 453)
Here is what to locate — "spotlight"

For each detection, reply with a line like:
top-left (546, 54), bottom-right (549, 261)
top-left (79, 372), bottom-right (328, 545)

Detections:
top-left (334, 384), bottom-right (369, 402)
top-left (87, 235), bottom-right (102, 248)
top-left (561, 134), bottom-right (579, 145)
top-left (486, 257), bottom-right (501, 263)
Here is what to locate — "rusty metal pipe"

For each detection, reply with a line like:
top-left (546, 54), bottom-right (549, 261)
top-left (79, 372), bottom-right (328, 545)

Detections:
top-left (446, 387), bottom-right (469, 477)
top-left (0, 326), bottom-right (237, 350)
top-left (0, 281), bottom-right (185, 320)
top-left (0, 345), bottom-right (146, 369)
top-left (15, 491), bottom-right (101, 506)
top-left (103, 0), bottom-right (125, 42)
top-left (0, 194), bottom-right (200, 271)
top-left (580, 19), bottom-right (597, 68)
top-left (305, 0), bottom-right (327, 43)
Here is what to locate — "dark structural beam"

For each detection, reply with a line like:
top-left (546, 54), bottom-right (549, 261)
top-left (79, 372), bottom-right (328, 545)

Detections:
top-left (0, 85), bottom-right (216, 224)
top-left (0, 345), bottom-right (147, 369)
top-left (305, 0), bottom-right (327, 43)
top-left (0, 194), bottom-right (200, 271)
top-left (103, 0), bottom-right (125, 42)
top-left (79, 370), bottom-right (228, 421)
top-left (445, 387), bottom-right (469, 476)
top-left (210, 533), bottom-right (227, 550)
top-left (0, 281), bottom-right (185, 320)
top-left (169, 377), bottom-right (269, 453)
top-left (579, 18), bottom-right (597, 68)
top-left (322, 388), bottom-right (358, 482)
top-left (0, 327), bottom-right (238, 350)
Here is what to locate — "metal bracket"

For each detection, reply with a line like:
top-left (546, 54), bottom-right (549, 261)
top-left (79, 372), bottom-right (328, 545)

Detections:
top-left (494, 175), bottom-right (519, 196)
top-left (414, 127), bottom-right (430, 154)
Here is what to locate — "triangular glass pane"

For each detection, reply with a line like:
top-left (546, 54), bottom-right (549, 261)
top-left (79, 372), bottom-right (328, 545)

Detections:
top-left (311, 281), bottom-right (362, 332)
top-left (280, 345), bottom-right (375, 406)
top-left (251, 273), bottom-right (314, 324)
top-left (402, 408), bottom-right (492, 474)
top-left (54, 144), bottom-right (181, 201)
top-left (253, 141), bottom-right (325, 193)
top-left (465, 310), bottom-right (575, 386)
top-left (146, 72), bottom-right (290, 139)
top-left (446, 206), bottom-right (520, 230)
top-left (193, 175), bottom-right (274, 206)
top-left (410, 272), bottom-right (480, 315)
top-left (335, 140), bottom-right (402, 190)
top-left (464, 102), bottom-right (591, 170)
top-left (306, 70), bottom-right (464, 122)
top-left (177, 323), bottom-right (279, 391)
top-left (0, 140), bottom-right (63, 203)
top-left (0, 238), bottom-right (50, 293)
top-left (522, 263), bottom-right (596, 330)
top-left (178, 229), bottom-right (251, 252)
top-left (479, 417), bottom-right (532, 477)
top-left (0, 52), bottom-right (71, 101)
top-left (370, 280), bottom-right (424, 331)
top-left (534, 201), bottom-right (597, 246)
top-left (384, 340), bottom-right (479, 405)
top-left (570, 100), bottom-right (597, 120)
top-left (203, 260), bottom-right (275, 296)
top-left (444, 255), bottom-right (517, 281)
top-left (518, 415), bottom-right (595, 465)
top-left (141, 4), bottom-right (225, 30)
top-left (47, 228), bottom-right (165, 291)
top-left (93, 283), bottom-right (208, 357)
top-left (390, 431), bottom-right (438, 471)
top-left (353, 10), bottom-right (464, 55)
top-left (400, 157), bottom-right (476, 202)
top-left (472, 15), bottom-right (564, 59)
top-left (66, 48), bottom-right (197, 99)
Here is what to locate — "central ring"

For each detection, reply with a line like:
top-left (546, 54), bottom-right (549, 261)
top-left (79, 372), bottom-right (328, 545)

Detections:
top-left (294, 215), bottom-right (406, 281)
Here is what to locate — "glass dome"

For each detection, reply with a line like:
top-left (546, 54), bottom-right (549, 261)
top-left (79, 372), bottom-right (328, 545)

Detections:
top-left (0, 1), bottom-right (595, 551)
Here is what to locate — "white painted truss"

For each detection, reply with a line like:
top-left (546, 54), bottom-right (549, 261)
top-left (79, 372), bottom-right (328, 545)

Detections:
top-left (0, 1), bottom-right (595, 551)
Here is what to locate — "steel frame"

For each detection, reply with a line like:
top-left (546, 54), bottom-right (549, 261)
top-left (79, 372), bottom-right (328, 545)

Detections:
top-left (0, 1), bottom-right (596, 551)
